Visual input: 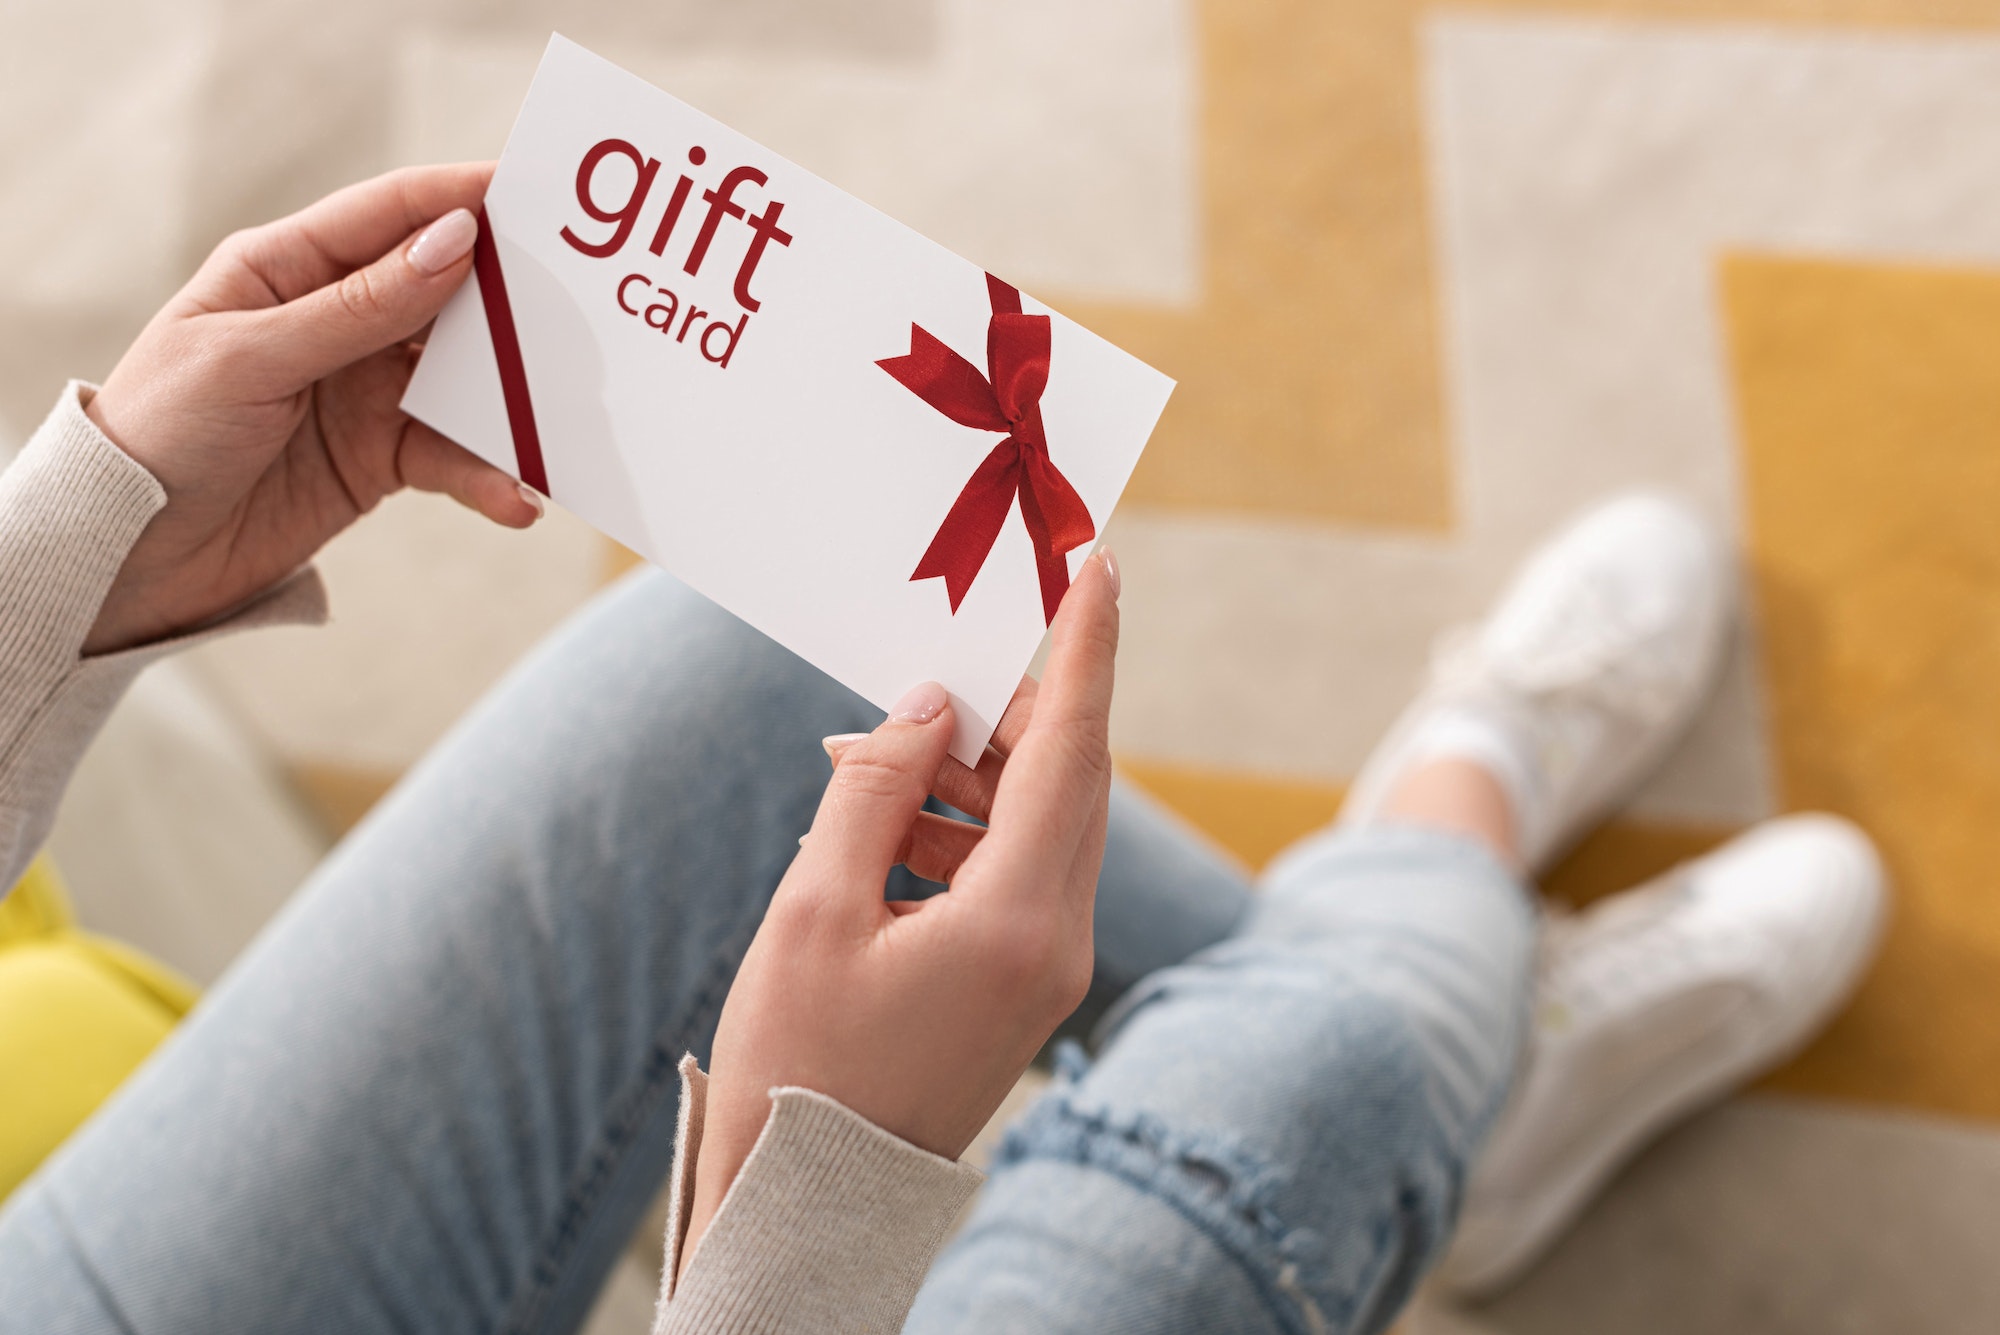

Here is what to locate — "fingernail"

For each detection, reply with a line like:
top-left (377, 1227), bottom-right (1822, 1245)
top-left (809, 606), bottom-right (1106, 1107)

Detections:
top-left (516, 481), bottom-right (545, 518)
top-left (821, 732), bottom-right (866, 759)
top-left (1099, 546), bottom-right (1121, 599)
top-left (889, 681), bottom-right (948, 724)
top-left (408, 208), bottom-right (478, 275)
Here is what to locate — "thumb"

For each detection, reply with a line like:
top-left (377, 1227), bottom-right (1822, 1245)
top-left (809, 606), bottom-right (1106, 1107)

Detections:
top-left (792, 682), bottom-right (955, 910)
top-left (249, 207), bottom-right (480, 389)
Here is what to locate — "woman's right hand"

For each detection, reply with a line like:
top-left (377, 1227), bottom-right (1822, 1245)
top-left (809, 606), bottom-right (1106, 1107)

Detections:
top-left (678, 549), bottom-right (1122, 1274)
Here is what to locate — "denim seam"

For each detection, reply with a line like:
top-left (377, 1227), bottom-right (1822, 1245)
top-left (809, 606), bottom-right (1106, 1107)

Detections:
top-left (497, 913), bottom-right (757, 1335)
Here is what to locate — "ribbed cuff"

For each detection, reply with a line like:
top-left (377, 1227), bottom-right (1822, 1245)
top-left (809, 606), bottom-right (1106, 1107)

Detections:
top-left (0, 382), bottom-right (165, 741)
top-left (0, 383), bottom-right (328, 890)
top-left (656, 1062), bottom-right (984, 1335)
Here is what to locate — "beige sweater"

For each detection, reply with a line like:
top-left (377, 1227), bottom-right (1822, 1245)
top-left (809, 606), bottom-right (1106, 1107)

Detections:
top-left (1, 384), bottom-right (984, 1334)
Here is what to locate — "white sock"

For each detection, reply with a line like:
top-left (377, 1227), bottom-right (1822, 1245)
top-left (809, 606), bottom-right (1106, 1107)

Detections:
top-left (1378, 705), bottom-right (1547, 853)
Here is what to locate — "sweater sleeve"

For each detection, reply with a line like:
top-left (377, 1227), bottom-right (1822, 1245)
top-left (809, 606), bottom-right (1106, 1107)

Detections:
top-left (654, 1055), bottom-right (984, 1334)
top-left (0, 382), bottom-right (327, 891)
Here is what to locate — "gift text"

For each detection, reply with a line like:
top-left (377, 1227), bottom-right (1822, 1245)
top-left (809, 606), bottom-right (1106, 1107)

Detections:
top-left (558, 137), bottom-right (794, 370)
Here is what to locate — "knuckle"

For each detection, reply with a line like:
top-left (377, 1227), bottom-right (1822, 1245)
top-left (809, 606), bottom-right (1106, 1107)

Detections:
top-left (767, 885), bottom-right (827, 937)
top-left (1050, 948), bottom-right (1094, 1015)
top-left (987, 918), bottom-right (1060, 992)
top-left (987, 922), bottom-right (1093, 1025)
top-left (828, 753), bottom-right (918, 806)
top-left (337, 265), bottom-right (388, 323)
top-left (766, 876), bottom-right (850, 944)
top-left (216, 226), bottom-right (262, 265)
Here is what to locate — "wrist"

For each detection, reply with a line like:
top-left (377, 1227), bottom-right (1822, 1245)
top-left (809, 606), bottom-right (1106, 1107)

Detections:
top-left (676, 1066), bottom-right (792, 1284)
top-left (83, 568), bottom-right (170, 656)
top-left (81, 379), bottom-right (149, 473)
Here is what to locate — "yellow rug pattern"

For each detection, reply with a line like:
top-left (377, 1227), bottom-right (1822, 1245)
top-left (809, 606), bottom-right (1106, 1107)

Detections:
top-left (1099, 1), bottom-right (2000, 1131)
top-left (1727, 255), bottom-right (2000, 1119)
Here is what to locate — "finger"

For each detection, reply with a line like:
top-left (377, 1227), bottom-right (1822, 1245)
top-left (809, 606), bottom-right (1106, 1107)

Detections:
top-left (931, 746), bottom-right (1005, 824)
top-left (791, 683), bottom-right (955, 911)
top-left (215, 163), bottom-right (496, 307)
top-left (977, 551), bottom-right (1121, 898)
top-left (988, 676), bottom-right (1039, 757)
top-left (243, 205), bottom-right (482, 391)
top-left (899, 812), bottom-right (985, 884)
top-left (926, 675), bottom-right (1040, 818)
top-left (832, 729), bottom-right (1002, 825)
top-left (938, 675), bottom-right (1044, 813)
top-left (398, 422), bottom-right (543, 529)
top-left (822, 674), bottom-right (1037, 824)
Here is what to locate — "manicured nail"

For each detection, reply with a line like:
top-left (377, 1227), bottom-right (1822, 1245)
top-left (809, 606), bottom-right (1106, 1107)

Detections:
top-left (408, 208), bottom-right (478, 274)
top-left (516, 481), bottom-right (545, 518)
top-left (1099, 546), bottom-right (1121, 599)
top-left (890, 681), bottom-right (948, 724)
top-left (821, 732), bottom-right (866, 759)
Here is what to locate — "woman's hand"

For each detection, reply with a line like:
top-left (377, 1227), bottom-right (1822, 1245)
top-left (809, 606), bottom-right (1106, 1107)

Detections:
top-left (680, 550), bottom-right (1122, 1271)
top-left (81, 162), bottom-right (540, 654)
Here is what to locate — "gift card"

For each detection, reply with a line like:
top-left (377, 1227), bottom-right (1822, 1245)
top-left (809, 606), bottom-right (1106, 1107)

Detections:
top-left (403, 34), bottom-right (1173, 764)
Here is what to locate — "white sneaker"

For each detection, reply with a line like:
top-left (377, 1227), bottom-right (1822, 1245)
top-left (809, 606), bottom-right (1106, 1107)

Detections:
top-left (1339, 493), bottom-right (1731, 873)
top-left (1435, 814), bottom-right (1890, 1299)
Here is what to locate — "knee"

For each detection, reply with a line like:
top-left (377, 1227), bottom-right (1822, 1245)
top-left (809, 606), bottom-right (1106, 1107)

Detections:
top-left (988, 1030), bottom-right (1461, 1335)
top-left (1093, 949), bottom-right (1492, 1198)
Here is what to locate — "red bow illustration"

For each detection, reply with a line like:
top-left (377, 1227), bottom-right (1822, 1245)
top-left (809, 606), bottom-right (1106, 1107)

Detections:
top-left (878, 274), bottom-right (1095, 625)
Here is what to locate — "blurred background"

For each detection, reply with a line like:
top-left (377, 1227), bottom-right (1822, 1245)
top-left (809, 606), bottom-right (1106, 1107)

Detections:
top-left (6, 1), bottom-right (2000, 1331)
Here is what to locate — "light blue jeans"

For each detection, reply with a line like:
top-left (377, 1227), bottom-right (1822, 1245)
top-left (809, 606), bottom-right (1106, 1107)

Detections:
top-left (0, 571), bottom-right (1534, 1335)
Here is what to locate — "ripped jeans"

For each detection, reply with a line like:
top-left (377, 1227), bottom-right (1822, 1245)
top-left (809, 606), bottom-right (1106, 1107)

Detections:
top-left (911, 826), bottom-right (1535, 1334)
top-left (0, 570), bottom-right (1533, 1335)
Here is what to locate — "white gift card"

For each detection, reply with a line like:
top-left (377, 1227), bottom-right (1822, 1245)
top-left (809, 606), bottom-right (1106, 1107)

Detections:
top-left (403, 34), bottom-right (1173, 764)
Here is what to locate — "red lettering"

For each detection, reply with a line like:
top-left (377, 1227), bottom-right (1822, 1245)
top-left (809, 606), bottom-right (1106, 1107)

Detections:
top-left (644, 287), bottom-right (681, 331)
top-left (616, 272), bottom-right (651, 315)
top-left (684, 166), bottom-right (766, 278)
top-left (648, 147), bottom-right (707, 258)
top-left (701, 313), bottom-right (748, 368)
top-left (560, 138), bottom-right (660, 259)
top-left (734, 200), bottom-right (793, 312)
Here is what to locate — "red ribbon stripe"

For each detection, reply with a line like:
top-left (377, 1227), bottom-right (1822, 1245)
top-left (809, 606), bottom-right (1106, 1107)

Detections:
top-left (471, 206), bottom-right (550, 497)
top-left (878, 274), bottom-right (1095, 624)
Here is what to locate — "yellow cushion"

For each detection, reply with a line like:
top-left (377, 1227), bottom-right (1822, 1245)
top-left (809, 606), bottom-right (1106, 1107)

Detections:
top-left (0, 856), bottom-right (76, 941)
top-left (0, 858), bottom-right (196, 1199)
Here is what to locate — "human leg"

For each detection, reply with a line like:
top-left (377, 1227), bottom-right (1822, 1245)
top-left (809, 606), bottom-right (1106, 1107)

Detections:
top-left (0, 566), bottom-right (1253, 1335)
top-left (908, 817), bottom-right (1536, 1335)
top-left (0, 570), bottom-right (890, 1335)
top-left (910, 493), bottom-right (1736, 1334)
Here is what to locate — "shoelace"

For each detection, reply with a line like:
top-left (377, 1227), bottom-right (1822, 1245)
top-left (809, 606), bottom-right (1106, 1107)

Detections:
top-left (1430, 570), bottom-right (1691, 730)
top-left (1536, 878), bottom-right (1751, 1020)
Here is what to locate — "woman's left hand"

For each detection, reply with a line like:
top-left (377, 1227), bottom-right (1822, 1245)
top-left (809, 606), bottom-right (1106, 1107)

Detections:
top-left (679, 551), bottom-right (1122, 1274)
top-left (81, 162), bottom-right (539, 654)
